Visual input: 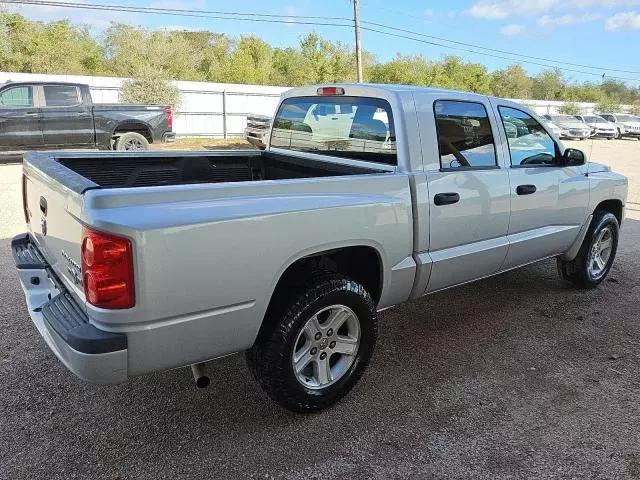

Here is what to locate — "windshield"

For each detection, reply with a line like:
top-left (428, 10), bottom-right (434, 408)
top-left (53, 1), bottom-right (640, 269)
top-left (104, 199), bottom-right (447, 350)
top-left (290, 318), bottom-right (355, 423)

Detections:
top-left (617, 115), bottom-right (638, 122)
top-left (549, 115), bottom-right (578, 122)
top-left (270, 96), bottom-right (396, 165)
top-left (583, 116), bottom-right (607, 123)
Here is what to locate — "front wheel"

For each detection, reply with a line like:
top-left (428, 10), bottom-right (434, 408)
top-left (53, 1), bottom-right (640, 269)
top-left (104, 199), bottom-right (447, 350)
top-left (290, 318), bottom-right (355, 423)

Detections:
top-left (558, 211), bottom-right (619, 289)
top-left (246, 273), bottom-right (377, 413)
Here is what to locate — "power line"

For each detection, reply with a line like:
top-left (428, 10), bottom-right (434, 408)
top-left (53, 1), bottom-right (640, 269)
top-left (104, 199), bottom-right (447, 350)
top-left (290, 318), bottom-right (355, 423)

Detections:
top-left (2, 0), bottom-right (354, 26)
top-left (359, 25), bottom-right (640, 82)
top-left (361, 20), bottom-right (640, 76)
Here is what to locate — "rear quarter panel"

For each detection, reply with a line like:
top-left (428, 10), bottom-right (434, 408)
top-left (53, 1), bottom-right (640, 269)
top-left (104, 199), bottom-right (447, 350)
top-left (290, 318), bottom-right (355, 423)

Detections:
top-left (92, 105), bottom-right (169, 146)
top-left (81, 174), bottom-right (414, 374)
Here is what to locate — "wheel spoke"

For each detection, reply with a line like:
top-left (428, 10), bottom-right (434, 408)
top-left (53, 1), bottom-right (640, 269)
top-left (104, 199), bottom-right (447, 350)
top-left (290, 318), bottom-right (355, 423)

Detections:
top-left (303, 315), bottom-right (322, 339)
top-left (293, 343), bottom-right (313, 374)
top-left (599, 236), bottom-right (612, 252)
top-left (314, 357), bottom-right (332, 385)
top-left (325, 308), bottom-right (351, 331)
top-left (594, 255), bottom-right (606, 271)
top-left (332, 335), bottom-right (358, 356)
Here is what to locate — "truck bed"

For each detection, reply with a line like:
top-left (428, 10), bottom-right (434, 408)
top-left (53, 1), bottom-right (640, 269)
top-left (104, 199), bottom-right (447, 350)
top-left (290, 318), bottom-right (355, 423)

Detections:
top-left (47, 150), bottom-right (385, 189)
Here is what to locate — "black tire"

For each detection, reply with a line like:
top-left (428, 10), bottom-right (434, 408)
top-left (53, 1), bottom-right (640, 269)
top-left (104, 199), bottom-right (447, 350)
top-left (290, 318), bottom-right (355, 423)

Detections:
top-left (616, 128), bottom-right (623, 139)
top-left (115, 132), bottom-right (150, 151)
top-left (558, 211), bottom-right (619, 289)
top-left (246, 273), bottom-right (377, 413)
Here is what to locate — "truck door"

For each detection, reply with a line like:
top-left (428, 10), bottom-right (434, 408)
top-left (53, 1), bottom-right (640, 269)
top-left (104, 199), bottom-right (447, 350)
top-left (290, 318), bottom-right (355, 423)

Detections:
top-left (0, 84), bottom-right (43, 150)
top-left (492, 104), bottom-right (590, 268)
top-left (425, 99), bottom-right (510, 292)
top-left (39, 84), bottom-right (94, 147)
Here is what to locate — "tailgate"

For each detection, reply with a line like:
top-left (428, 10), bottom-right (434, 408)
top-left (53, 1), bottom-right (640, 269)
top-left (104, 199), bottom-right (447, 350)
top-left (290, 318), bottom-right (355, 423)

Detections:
top-left (23, 161), bottom-right (87, 304)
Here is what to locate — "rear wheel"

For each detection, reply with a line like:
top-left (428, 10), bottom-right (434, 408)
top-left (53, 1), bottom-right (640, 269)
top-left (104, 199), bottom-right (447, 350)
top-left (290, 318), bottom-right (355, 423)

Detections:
top-left (115, 132), bottom-right (149, 151)
top-left (558, 211), bottom-right (619, 289)
top-left (246, 273), bottom-right (377, 413)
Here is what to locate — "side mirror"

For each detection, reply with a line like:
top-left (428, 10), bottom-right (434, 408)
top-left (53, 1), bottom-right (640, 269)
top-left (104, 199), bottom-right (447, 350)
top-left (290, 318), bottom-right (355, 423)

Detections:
top-left (562, 148), bottom-right (585, 166)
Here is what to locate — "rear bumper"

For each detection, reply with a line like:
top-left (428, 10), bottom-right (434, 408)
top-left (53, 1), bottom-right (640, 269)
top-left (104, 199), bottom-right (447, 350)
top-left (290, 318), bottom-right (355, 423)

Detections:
top-left (162, 132), bottom-right (177, 143)
top-left (12, 234), bottom-right (128, 384)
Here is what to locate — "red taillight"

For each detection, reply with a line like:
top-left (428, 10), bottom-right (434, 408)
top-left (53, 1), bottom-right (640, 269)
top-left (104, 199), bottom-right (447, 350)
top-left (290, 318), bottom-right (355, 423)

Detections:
top-left (22, 174), bottom-right (29, 224)
top-left (317, 86), bottom-right (345, 96)
top-left (165, 107), bottom-right (173, 128)
top-left (81, 227), bottom-right (135, 309)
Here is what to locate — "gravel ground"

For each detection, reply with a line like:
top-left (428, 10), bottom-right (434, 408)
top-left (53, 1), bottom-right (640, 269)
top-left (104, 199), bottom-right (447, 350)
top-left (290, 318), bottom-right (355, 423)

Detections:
top-left (1, 139), bottom-right (639, 479)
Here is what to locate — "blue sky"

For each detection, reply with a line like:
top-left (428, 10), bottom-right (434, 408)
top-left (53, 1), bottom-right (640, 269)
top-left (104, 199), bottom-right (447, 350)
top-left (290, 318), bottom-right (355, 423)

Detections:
top-left (9, 0), bottom-right (640, 86)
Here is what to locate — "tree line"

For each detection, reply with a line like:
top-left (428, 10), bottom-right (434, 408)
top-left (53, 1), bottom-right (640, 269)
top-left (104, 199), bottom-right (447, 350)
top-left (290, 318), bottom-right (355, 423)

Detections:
top-left (1, 12), bottom-right (639, 113)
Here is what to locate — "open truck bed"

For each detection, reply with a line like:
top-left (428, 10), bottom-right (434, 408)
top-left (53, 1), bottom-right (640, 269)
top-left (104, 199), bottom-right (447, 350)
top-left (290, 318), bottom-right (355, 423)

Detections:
top-left (27, 150), bottom-right (386, 192)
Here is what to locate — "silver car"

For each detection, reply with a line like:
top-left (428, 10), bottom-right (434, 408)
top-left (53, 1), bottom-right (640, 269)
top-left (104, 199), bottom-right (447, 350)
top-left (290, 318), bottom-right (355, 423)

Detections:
top-left (543, 114), bottom-right (592, 140)
top-left (599, 113), bottom-right (640, 139)
top-left (575, 114), bottom-right (617, 139)
top-left (540, 118), bottom-right (562, 138)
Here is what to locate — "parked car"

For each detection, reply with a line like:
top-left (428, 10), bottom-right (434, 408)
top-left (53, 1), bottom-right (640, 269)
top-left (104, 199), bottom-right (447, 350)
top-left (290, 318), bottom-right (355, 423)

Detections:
top-left (542, 114), bottom-right (592, 140)
top-left (598, 113), bottom-right (640, 139)
top-left (13, 84), bottom-right (627, 412)
top-left (0, 81), bottom-right (175, 152)
top-left (574, 114), bottom-right (617, 139)
top-left (540, 117), bottom-right (562, 138)
top-left (244, 113), bottom-right (271, 149)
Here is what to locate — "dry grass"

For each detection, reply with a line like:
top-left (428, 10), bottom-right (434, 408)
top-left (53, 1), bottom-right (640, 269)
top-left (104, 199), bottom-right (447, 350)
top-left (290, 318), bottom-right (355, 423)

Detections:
top-left (150, 137), bottom-right (254, 151)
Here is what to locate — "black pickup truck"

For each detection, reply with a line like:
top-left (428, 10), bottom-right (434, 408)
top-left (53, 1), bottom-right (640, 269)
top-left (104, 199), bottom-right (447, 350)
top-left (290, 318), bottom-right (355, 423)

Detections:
top-left (0, 81), bottom-right (175, 152)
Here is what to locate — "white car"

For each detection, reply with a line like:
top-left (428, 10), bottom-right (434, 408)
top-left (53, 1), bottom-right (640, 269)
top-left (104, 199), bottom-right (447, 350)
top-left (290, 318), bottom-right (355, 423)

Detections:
top-left (575, 115), bottom-right (617, 139)
top-left (543, 114), bottom-right (592, 140)
top-left (599, 113), bottom-right (640, 139)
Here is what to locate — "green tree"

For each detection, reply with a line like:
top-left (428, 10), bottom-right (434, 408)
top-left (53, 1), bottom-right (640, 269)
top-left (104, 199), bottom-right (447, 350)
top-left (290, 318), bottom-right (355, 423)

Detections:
top-left (559, 102), bottom-right (582, 115)
top-left (532, 68), bottom-right (566, 100)
top-left (490, 64), bottom-right (533, 99)
top-left (1, 11), bottom-right (639, 107)
top-left (595, 99), bottom-right (621, 113)
top-left (119, 66), bottom-right (181, 108)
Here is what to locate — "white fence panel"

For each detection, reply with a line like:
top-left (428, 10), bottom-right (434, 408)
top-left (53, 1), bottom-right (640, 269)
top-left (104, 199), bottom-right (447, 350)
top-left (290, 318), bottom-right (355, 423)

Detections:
top-left (1, 72), bottom-right (632, 137)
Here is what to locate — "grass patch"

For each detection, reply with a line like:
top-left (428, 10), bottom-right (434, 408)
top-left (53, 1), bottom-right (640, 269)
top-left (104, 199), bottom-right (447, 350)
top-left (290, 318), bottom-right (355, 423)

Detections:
top-left (151, 137), bottom-right (254, 151)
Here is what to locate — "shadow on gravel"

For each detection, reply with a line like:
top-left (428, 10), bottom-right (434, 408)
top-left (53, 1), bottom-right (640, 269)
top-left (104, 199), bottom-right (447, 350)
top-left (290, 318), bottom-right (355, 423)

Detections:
top-left (1, 217), bottom-right (639, 479)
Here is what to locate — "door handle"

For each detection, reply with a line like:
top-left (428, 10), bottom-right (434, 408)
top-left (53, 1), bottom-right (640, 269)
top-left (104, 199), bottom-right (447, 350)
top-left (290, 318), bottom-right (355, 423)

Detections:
top-left (434, 192), bottom-right (460, 206)
top-left (24, 112), bottom-right (38, 116)
top-left (516, 184), bottom-right (537, 195)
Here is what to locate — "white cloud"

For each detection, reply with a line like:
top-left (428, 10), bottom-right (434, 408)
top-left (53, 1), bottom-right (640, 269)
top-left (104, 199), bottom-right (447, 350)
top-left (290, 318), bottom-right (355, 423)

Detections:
top-left (605, 10), bottom-right (640, 29)
top-left (464, 0), bottom-right (639, 19)
top-left (284, 5), bottom-right (298, 27)
top-left (5, 0), bottom-right (139, 29)
top-left (539, 13), bottom-right (603, 25)
top-left (464, 0), bottom-right (558, 19)
top-left (500, 23), bottom-right (527, 35)
top-left (448, 10), bottom-right (457, 18)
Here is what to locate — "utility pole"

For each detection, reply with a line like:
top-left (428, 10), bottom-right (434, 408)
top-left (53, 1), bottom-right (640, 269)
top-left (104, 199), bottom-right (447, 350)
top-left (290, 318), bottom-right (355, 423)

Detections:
top-left (353, 0), bottom-right (363, 83)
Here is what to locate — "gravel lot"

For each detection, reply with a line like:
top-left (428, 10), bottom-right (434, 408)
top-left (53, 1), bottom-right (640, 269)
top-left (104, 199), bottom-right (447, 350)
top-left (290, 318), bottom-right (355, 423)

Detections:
top-left (1, 139), bottom-right (640, 479)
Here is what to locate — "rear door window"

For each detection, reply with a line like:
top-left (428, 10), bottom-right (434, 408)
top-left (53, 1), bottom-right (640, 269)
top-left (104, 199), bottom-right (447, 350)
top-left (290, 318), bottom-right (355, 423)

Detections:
top-left (434, 100), bottom-right (497, 169)
top-left (271, 96), bottom-right (396, 165)
top-left (0, 86), bottom-right (33, 107)
top-left (43, 85), bottom-right (80, 107)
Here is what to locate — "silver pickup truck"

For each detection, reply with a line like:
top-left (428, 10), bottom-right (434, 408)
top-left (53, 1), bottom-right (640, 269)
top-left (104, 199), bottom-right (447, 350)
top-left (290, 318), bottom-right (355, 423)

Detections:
top-left (13, 84), bottom-right (628, 412)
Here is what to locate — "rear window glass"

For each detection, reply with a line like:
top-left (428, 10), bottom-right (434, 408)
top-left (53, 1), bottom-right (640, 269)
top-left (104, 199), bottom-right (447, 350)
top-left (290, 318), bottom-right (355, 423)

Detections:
top-left (434, 100), bottom-right (497, 169)
top-left (270, 96), bottom-right (396, 165)
top-left (0, 86), bottom-right (33, 107)
top-left (43, 85), bottom-right (80, 107)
